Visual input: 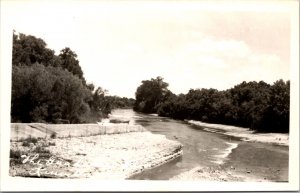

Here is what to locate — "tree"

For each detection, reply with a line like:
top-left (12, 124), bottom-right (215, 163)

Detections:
top-left (134, 76), bottom-right (170, 113)
top-left (59, 47), bottom-right (84, 81)
top-left (104, 96), bottom-right (135, 109)
top-left (260, 80), bottom-right (290, 132)
top-left (137, 78), bottom-right (290, 133)
top-left (90, 87), bottom-right (112, 115)
top-left (11, 31), bottom-right (113, 123)
top-left (11, 64), bottom-right (92, 123)
top-left (12, 32), bottom-right (56, 66)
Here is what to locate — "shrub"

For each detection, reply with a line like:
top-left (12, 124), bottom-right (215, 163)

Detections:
top-left (22, 141), bottom-right (30, 147)
top-left (10, 149), bottom-right (25, 165)
top-left (11, 64), bottom-right (92, 123)
top-left (10, 149), bottom-right (23, 159)
top-left (25, 136), bottom-right (38, 144)
top-left (50, 132), bottom-right (57, 139)
top-left (35, 146), bottom-right (50, 154)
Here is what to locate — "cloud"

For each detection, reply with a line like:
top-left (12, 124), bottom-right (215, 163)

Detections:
top-left (168, 37), bottom-right (288, 93)
top-left (7, 1), bottom-right (291, 97)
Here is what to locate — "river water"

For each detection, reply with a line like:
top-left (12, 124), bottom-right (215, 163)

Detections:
top-left (110, 109), bottom-right (289, 181)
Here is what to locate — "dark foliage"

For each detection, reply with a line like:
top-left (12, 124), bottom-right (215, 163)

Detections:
top-left (10, 149), bottom-right (25, 165)
top-left (12, 32), bottom-right (56, 67)
top-left (135, 77), bottom-right (290, 133)
top-left (134, 76), bottom-right (172, 113)
top-left (11, 31), bottom-right (115, 123)
top-left (105, 96), bottom-right (135, 109)
top-left (58, 47), bottom-right (85, 82)
top-left (11, 64), bottom-right (92, 123)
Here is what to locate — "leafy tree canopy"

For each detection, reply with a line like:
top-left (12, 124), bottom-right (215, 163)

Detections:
top-left (134, 76), bottom-right (171, 113)
top-left (135, 77), bottom-right (290, 133)
top-left (11, 31), bottom-right (123, 123)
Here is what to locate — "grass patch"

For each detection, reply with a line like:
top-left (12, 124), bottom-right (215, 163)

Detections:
top-left (35, 146), bottom-right (50, 154)
top-left (20, 136), bottom-right (38, 144)
top-left (21, 136), bottom-right (39, 147)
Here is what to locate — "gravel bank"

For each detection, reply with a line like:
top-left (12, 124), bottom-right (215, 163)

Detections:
top-left (10, 129), bottom-right (183, 179)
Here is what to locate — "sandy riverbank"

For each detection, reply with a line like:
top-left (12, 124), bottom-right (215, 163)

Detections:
top-left (9, 124), bottom-right (183, 179)
top-left (187, 120), bottom-right (289, 146)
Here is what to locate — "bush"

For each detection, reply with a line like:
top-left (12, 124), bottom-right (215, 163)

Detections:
top-left (21, 136), bottom-right (38, 146)
top-left (11, 32), bottom-right (112, 123)
top-left (11, 64), bottom-right (92, 123)
top-left (10, 149), bottom-right (25, 165)
top-left (10, 149), bottom-right (23, 159)
top-left (22, 141), bottom-right (30, 147)
top-left (50, 132), bottom-right (57, 139)
top-left (35, 146), bottom-right (50, 154)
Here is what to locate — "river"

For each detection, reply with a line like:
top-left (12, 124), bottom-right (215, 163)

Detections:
top-left (110, 109), bottom-right (289, 181)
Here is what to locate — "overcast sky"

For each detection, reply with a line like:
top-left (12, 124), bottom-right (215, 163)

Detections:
top-left (5, 0), bottom-right (293, 98)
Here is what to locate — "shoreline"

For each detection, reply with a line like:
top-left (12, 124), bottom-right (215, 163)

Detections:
top-left (170, 120), bottom-right (289, 182)
top-left (171, 140), bottom-right (289, 182)
top-left (187, 120), bottom-right (289, 146)
top-left (9, 119), bottom-right (288, 181)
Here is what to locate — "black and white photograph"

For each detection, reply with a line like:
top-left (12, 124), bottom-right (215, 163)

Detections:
top-left (0, 0), bottom-right (299, 191)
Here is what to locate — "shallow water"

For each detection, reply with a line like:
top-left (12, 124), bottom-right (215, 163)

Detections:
top-left (110, 109), bottom-right (288, 181)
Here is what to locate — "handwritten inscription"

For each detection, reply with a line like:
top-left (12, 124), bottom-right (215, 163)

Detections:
top-left (21, 154), bottom-right (87, 178)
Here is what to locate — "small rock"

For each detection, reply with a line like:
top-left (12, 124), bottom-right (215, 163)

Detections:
top-left (247, 171), bottom-right (251, 173)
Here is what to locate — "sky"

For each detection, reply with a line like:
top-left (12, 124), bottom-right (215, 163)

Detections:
top-left (4, 0), bottom-right (294, 98)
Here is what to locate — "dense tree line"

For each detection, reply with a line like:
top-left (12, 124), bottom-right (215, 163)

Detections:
top-left (11, 32), bottom-right (133, 123)
top-left (12, 64), bottom-right (91, 123)
top-left (105, 96), bottom-right (135, 109)
top-left (134, 77), bottom-right (290, 133)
